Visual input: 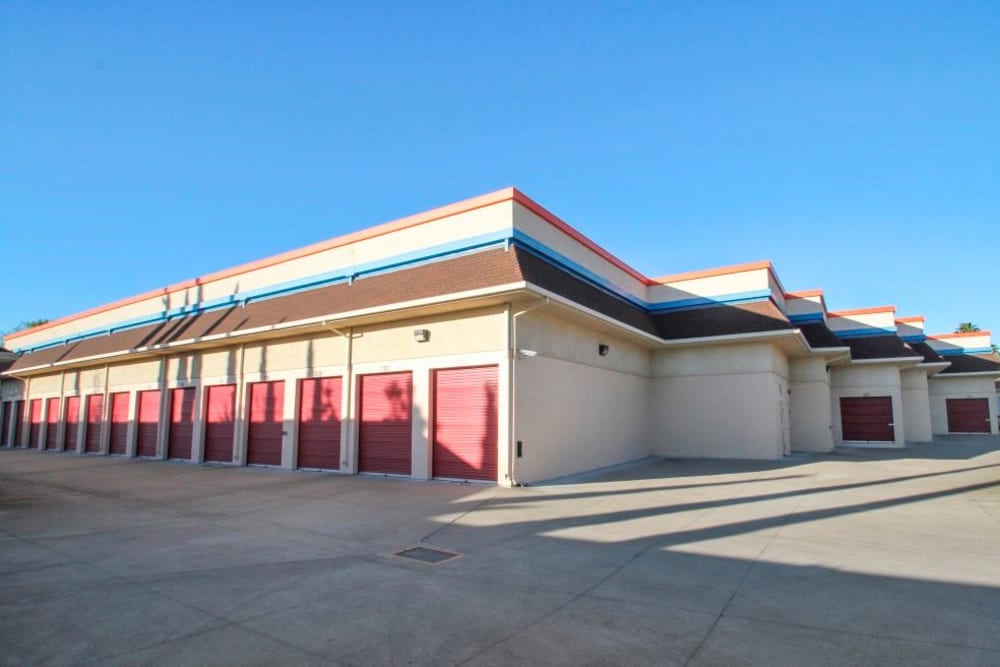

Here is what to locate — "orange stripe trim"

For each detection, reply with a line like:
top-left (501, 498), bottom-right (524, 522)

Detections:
top-left (828, 305), bottom-right (896, 317)
top-left (510, 189), bottom-right (649, 284)
top-left (650, 260), bottom-right (773, 284)
top-left (785, 289), bottom-right (824, 299)
top-left (895, 316), bottom-right (925, 323)
top-left (6, 188), bottom-right (520, 342)
top-left (929, 331), bottom-right (993, 339)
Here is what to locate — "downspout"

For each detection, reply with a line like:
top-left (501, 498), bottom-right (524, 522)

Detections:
top-left (233, 343), bottom-right (246, 464)
top-left (507, 297), bottom-right (549, 487)
top-left (322, 322), bottom-right (353, 471)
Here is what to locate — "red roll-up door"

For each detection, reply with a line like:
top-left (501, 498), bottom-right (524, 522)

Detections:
top-left (840, 396), bottom-right (894, 442)
top-left (432, 366), bottom-right (499, 482)
top-left (84, 394), bottom-right (104, 453)
top-left (108, 392), bottom-right (131, 455)
top-left (358, 372), bottom-right (412, 475)
top-left (297, 377), bottom-right (342, 470)
top-left (167, 387), bottom-right (196, 460)
top-left (946, 398), bottom-right (991, 433)
top-left (136, 390), bottom-right (161, 457)
top-left (45, 397), bottom-right (61, 450)
top-left (63, 396), bottom-right (80, 452)
top-left (204, 384), bottom-right (236, 463)
top-left (12, 400), bottom-right (25, 447)
top-left (28, 399), bottom-right (43, 449)
top-left (247, 381), bottom-right (284, 466)
top-left (0, 402), bottom-right (10, 446)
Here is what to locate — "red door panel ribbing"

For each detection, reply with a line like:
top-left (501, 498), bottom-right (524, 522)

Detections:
top-left (840, 396), bottom-right (894, 442)
top-left (136, 390), bottom-right (161, 457)
top-left (45, 397), bottom-right (61, 450)
top-left (297, 377), bottom-right (342, 470)
top-left (1, 402), bottom-right (11, 446)
top-left (84, 395), bottom-right (104, 453)
top-left (946, 398), bottom-right (991, 433)
top-left (247, 381), bottom-right (284, 466)
top-left (108, 392), bottom-right (131, 455)
top-left (28, 399), bottom-right (43, 449)
top-left (167, 387), bottom-right (196, 460)
top-left (358, 372), bottom-right (412, 475)
top-left (204, 384), bottom-right (236, 463)
top-left (63, 397), bottom-right (80, 452)
top-left (432, 366), bottom-right (499, 482)
top-left (13, 400), bottom-right (25, 447)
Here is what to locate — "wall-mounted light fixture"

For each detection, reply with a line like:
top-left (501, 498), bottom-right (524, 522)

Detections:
top-left (598, 344), bottom-right (610, 356)
top-left (413, 329), bottom-right (430, 343)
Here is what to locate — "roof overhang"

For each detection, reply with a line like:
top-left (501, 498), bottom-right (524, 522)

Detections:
top-left (846, 356), bottom-right (924, 368)
top-left (932, 371), bottom-right (1000, 379)
top-left (918, 362), bottom-right (952, 376)
top-left (656, 327), bottom-right (807, 354)
top-left (2, 283), bottom-right (531, 377)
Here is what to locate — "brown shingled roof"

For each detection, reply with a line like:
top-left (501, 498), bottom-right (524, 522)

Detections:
top-left (798, 322), bottom-right (845, 349)
top-left (841, 335), bottom-right (921, 360)
top-left (653, 300), bottom-right (793, 340)
top-left (909, 341), bottom-right (946, 364)
top-left (515, 249), bottom-right (659, 336)
top-left (939, 354), bottom-right (1000, 374)
top-left (7, 246), bottom-right (809, 374)
top-left (7, 248), bottom-right (525, 372)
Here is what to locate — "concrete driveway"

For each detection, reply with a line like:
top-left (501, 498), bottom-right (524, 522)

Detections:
top-left (2, 437), bottom-right (1000, 666)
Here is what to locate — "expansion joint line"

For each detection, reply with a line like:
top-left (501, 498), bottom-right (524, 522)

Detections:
top-left (681, 475), bottom-right (808, 666)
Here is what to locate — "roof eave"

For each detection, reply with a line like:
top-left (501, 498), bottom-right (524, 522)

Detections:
top-left (1, 282), bottom-right (531, 378)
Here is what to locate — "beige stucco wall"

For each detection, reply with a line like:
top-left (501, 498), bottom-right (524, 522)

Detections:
top-left (511, 311), bottom-right (651, 483)
top-left (900, 368), bottom-right (933, 443)
top-left (828, 310), bottom-right (895, 333)
top-left (109, 359), bottom-right (164, 388)
top-left (242, 334), bottom-right (348, 376)
top-left (830, 365), bottom-right (905, 446)
top-left (928, 334), bottom-right (992, 354)
top-left (10, 200), bottom-right (516, 351)
top-left (785, 294), bottom-right (825, 319)
top-left (351, 308), bottom-right (506, 366)
top-left (648, 268), bottom-right (771, 306)
top-left (789, 357), bottom-right (834, 453)
top-left (26, 374), bottom-right (62, 396)
top-left (650, 342), bottom-right (789, 459)
top-left (896, 320), bottom-right (924, 339)
top-left (928, 375), bottom-right (999, 435)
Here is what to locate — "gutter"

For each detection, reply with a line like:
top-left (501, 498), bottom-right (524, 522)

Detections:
top-left (321, 322), bottom-right (354, 471)
top-left (2, 284), bottom-right (529, 378)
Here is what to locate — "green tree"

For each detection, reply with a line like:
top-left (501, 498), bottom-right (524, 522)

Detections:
top-left (1, 318), bottom-right (50, 348)
top-left (955, 322), bottom-right (981, 333)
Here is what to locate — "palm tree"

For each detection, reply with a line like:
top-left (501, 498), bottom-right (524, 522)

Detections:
top-left (955, 322), bottom-right (981, 333)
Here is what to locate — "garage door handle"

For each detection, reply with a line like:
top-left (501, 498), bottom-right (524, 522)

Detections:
top-left (887, 423), bottom-right (894, 426)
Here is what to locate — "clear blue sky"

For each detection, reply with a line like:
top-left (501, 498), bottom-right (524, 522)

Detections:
top-left (2, 1), bottom-right (998, 342)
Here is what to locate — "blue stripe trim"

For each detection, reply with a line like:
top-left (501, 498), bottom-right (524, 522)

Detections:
top-left (788, 313), bottom-right (825, 324)
top-left (511, 230), bottom-right (645, 309)
top-left (16, 230), bottom-right (785, 354)
top-left (938, 347), bottom-right (994, 356)
top-left (17, 232), bottom-right (512, 354)
top-left (899, 334), bottom-right (927, 343)
top-left (833, 327), bottom-right (898, 339)
top-left (510, 232), bottom-right (773, 314)
top-left (648, 290), bottom-right (772, 313)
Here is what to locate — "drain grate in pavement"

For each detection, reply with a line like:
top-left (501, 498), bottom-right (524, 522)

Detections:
top-left (393, 546), bottom-right (461, 565)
